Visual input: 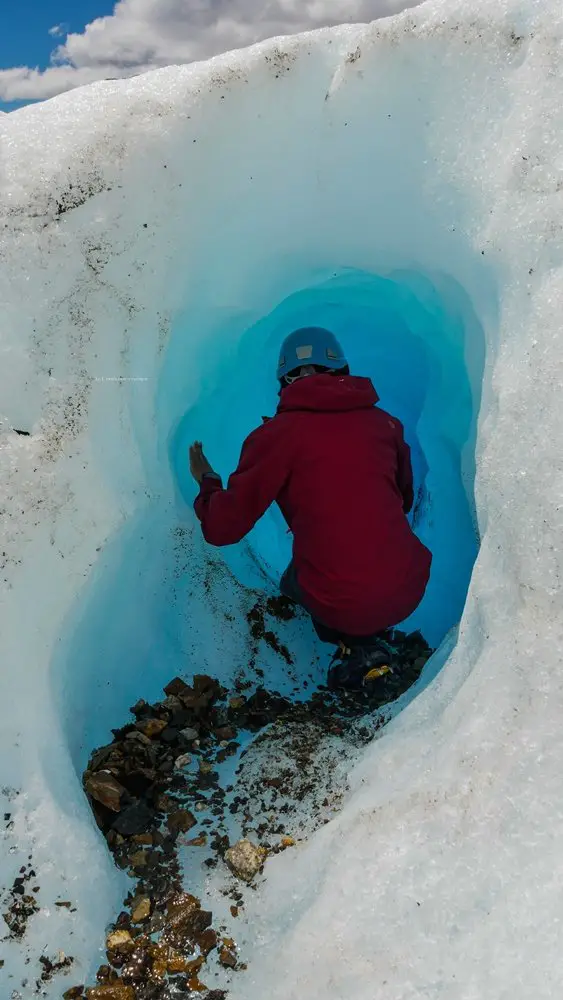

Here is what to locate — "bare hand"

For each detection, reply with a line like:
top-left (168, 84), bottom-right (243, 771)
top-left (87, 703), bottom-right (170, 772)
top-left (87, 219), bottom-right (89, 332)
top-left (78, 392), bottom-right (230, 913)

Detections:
top-left (189, 441), bottom-right (215, 485)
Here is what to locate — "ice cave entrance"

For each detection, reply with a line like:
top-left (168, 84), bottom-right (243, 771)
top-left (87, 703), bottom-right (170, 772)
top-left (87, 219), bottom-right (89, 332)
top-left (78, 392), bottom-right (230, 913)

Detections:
top-left (170, 267), bottom-right (483, 652)
top-left (61, 266), bottom-right (483, 768)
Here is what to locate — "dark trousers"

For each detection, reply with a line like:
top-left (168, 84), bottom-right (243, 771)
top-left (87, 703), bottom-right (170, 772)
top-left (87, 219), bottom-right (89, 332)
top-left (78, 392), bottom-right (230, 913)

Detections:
top-left (280, 561), bottom-right (384, 648)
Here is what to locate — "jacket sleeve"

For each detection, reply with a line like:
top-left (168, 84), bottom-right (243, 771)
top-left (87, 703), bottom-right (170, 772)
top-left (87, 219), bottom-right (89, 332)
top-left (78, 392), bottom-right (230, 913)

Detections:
top-left (396, 422), bottom-right (414, 514)
top-left (194, 421), bottom-right (289, 546)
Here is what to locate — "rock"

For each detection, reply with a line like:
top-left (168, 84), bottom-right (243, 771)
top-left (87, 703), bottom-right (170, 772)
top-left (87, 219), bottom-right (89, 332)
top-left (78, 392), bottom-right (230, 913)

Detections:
top-left (124, 730), bottom-right (152, 747)
top-left (168, 809), bottom-right (197, 834)
top-left (187, 833), bottom-right (207, 847)
top-left (128, 850), bottom-right (148, 868)
top-left (180, 727), bottom-right (199, 742)
top-left (63, 988), bottom-right (85, 999)
top-left (164, 894), bottom-right (212, 948)
top-left (174, 753), bottom-right (192, 769)
top-left (131, 897), bottom-right (151, 923)
top-left (106, 930), bottom-right (133, 951)
top-left (198, 760), bottom-right (213, 774)
top-left (162, 695), bottom-right (183, 712)
top-left (84, 772), bottom-right (126, 813)
top-left (131, 832), bottom-right (153, 845)
top-left (214, 726), bottom-right (236, 741)
top-left (196, 927), bottom-right (218, 956)
top-left (86, 986), bottom-right (135, 1000)
top-left (130, 699), bottom-right (149, 716)
top-left (163, 677), bottom-right (192, 698)
top-left (281, 836), bottom-right (295, 848)
top-left (229, 697), bottom-right (246, 710)
top-left (112, 800), bottom-right (154, 836)
top-left (165, 892), bottom-right (199, 926)
top-left (194, 674), bottom-right (220, 694)
top-left (135, 718), bottom-right (168, 739)
top-left (123, 767), bottom-right (157, 796)
top-left (167, 953), bottom-right (204, 975)
top-left (224, 839), bottom-right (267, 882)
top-left (89, 745), bottom-right (114, 771)
top-left (219, 938), bottom-right (237, 968)
top-left (159, 727), bottom-right (180, 745)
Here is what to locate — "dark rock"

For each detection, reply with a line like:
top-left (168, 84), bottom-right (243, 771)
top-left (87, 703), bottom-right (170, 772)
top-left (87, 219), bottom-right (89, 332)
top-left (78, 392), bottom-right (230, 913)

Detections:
top-left (124, 730), bottom-right (152, 748)
top-left (179, 727), bottom-right (199, 742)
top-left (163, 677), bottom-right (192, 698)
top-left (129, 699), bottom-right (150, 717)
top-left (214, 726), bottom-right (236, 742)
top-left (122, 768), bottom-right (157, 797)
top-left (167, 810), bottom-right (196, 835)
top-left (112, 801), bottom-right (155, 836)
top-left (159, 727), bottom-right (180, 745)
top-left (196, 927), bottom-right (218, 956)
top-left (89, 745), bottom-right (114, 772)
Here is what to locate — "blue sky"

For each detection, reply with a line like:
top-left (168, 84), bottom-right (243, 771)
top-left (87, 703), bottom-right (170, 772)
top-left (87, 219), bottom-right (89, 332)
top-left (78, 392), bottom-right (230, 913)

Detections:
top-left (0, 0), bottom-right (413, 110)
top-left (0, 0), bottom-right (114, 109)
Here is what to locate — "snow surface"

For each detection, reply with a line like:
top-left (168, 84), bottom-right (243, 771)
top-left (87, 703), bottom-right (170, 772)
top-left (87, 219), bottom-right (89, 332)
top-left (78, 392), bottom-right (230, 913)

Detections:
top-left (1, 0), bottom-right (563, 995)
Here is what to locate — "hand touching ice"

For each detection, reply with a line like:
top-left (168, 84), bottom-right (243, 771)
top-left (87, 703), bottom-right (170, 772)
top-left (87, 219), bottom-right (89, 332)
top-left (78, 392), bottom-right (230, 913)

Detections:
top-left (189, 441), bottom-right (216, 485)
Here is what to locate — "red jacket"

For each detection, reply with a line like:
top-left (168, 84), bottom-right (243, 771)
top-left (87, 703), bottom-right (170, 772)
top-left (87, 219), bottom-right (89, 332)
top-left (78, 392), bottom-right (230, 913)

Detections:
top-left (194, 375), bottom-right (431, 636)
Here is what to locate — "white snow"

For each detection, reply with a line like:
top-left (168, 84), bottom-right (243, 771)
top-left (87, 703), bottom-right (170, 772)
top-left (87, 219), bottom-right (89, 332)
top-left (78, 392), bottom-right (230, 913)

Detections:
top-left (1, 0), bottom-right (563, 996)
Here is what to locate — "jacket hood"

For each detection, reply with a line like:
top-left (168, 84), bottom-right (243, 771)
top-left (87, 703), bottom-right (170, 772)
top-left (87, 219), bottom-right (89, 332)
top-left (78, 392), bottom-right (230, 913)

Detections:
top-left (277, 374), bottom-right (379, 414)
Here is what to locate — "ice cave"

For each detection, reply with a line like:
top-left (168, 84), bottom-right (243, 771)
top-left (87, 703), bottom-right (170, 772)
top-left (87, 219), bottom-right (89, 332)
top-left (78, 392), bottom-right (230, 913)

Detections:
top-left (1, 0), bottom-right (563, 997)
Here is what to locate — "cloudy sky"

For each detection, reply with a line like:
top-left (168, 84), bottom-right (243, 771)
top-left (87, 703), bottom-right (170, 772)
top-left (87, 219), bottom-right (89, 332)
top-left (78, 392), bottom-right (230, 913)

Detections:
top-left (0, 0), bottom-right (418, 107)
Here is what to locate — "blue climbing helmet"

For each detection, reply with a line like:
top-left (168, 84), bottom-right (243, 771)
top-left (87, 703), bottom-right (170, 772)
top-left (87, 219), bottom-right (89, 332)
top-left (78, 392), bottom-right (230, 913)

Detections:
top-left (277, 327), bottom-right (347, 381)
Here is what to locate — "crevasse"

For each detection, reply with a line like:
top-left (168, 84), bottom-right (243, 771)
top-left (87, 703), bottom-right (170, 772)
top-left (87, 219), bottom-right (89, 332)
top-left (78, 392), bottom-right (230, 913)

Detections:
top-left (2, 0), bottom-right (563, 996)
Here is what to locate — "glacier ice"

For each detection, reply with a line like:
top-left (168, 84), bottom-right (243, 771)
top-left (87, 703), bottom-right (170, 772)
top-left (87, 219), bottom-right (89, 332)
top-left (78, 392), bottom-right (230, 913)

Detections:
top-left (1, 0), bottom-right (563, 995)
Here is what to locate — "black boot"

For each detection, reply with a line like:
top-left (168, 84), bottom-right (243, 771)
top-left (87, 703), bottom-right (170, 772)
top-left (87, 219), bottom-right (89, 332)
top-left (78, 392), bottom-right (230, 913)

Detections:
top-left (327, 641), bottom-right (393, 692)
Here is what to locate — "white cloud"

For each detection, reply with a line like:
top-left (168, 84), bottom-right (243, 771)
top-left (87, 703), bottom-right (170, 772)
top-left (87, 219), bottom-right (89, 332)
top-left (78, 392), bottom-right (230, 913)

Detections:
top-left (48, 23), bottom-right (69, 38)
top-left (0, 0), bottom-right (419, 103)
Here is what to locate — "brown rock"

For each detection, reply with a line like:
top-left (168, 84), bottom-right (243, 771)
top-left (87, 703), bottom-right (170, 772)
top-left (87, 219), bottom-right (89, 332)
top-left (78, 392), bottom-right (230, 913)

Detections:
top-left (230, 905), bottom-right (239, 918)
top-left (131, 897), bottom-right (151, 923)
top-left (224, 839), bottom-right (267, 882)
top-left (187, 977), bottom-right (207, 994)
top-left (219, 942), bottom-right (237, 969)
top-left (131, 833), bottom-right (153, 846)
top-left (167, 809), bottom-right (196, 834)
top-left (187, 833), bottom-right (207, 847)
top-left (214, 726), bottom-right (236, 741)
top-left (196, 928), bottom-right (218, 956)
top-left (165, 892), bottom-right (199, 926)
top-left (84, 772), bottom-right (126, 812)
top-left (124, 730), bottom-right (151, 747)
top-left (128, 850), bottom-right (148, 868)
top-left (135, 718), bottom-right (168, 739)
top-left (163, 677), bottom-right (192, 697)
top-left (63, 988), bottom-right (85, 999)
top-left (164, 893), bottom-right (212, 948)
top-left (162, 695), bottom-right (183, 711)
top-left (86, 986), bottom-right (135, 1000)
top-left (229, 697), bottom-right (245, 710)
top-left (167, 952), bottom-right (204, 975)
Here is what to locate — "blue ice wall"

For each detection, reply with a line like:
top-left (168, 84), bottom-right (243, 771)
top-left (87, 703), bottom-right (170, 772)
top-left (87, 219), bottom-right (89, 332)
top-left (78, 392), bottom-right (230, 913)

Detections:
top-left (171, 269), bottom-right (483, 648)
